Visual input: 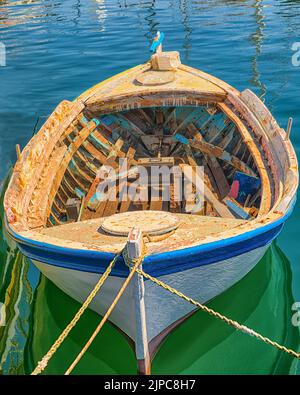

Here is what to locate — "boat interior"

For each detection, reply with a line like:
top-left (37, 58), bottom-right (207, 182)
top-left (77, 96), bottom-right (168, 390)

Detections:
top-left (6, 87), bottom-right (283, 253)
top-left (38, 102), bottom-right (269, 238)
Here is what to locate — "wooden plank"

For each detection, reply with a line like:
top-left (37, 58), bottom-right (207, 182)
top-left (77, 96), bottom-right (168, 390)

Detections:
top-left (82, 140), bottom-right (108, 165)
top-left (45, 120), bottom-right (98, 221)
top-left (187, 123), bottom-right (230, 199)
top-left (74, 149), bottom-right (97, 176)
top-left (174, 133), bottom-right (256, 177)
top-left (27, 146), bottom-right (68, 229)
top-left (137, 109), bottom-right (153, 128)
top-left (70, 156), bottom-right (94, 184)
top-left (179, 164), bottom-right (235, 218)
top-left (56, 190), bottom-right (67, 206)
top-left (65, 167), bottom-right (89, 193)
top-left (218, 102), bottom-right (272, 216)
top-left (52, 199), bottom-right (65, 215)
top-left (84, 138), bottom-right (127, 214)
top-left (229, 91), bottom-right (285, 207)
top-left (118, 113), bottom-right (146, 137)
top-left (149, 199), bottom-right (163, 211)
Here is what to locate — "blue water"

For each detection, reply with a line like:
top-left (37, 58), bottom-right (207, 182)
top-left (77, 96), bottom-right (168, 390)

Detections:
top-left (0, 0), bottom-right (300, 374)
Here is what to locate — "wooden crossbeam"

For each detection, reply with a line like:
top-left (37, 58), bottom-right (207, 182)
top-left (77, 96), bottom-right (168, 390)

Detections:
top-left (174, 133), bottom-right (257, 177)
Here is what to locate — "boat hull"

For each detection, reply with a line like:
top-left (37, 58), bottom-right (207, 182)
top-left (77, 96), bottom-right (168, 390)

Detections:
top-left (31, 243), bottom-right (269, 345)
top-left (5, 214), bottom-right (289, 364)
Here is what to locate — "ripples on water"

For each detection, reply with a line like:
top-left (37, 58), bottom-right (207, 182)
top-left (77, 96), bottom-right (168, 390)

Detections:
top-left (0, 0), bottom-right (300, 374)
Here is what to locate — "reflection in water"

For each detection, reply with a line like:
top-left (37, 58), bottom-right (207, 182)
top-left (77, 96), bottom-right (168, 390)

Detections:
top-left (249, 0), bottom-right (267, 100)
top-left (179, 0), bottom-right (192, 60)
top-left (94, 0), bottom-right (107, 32)
top-left (0, 0), bottom-right (44, 28)
top-left (143, 1), bottom-right (159, 43)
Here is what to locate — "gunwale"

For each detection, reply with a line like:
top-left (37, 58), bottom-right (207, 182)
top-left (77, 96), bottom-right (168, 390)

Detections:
top-left (3, 60), bottom-right (298, 256)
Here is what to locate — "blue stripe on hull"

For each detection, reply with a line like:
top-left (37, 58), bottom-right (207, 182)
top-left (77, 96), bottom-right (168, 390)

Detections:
top-left (6, 197), bottom-right (296, 278)
top-left (12, 222), bottom-right (283, 278)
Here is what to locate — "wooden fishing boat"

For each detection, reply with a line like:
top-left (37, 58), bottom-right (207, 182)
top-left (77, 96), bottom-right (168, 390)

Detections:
top-left (3, 34), bottom-right (298, 373)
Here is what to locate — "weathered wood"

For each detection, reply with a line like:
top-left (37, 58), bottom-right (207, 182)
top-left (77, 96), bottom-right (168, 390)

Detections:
top-left (218, 102), bottom-right (272, 216)
top-left (149, 198), bottom-right (163, 211)
top-left (187, 123), bottom-right (230, 199)
top-left (179, 164), bottom-right (235, 218)
top-left (286, 117), bottom-right (293, 141)
top-left (126, 227), bottom-right (151, 375)
top-left (16, 144), bottom-right (21, 160)
top-left (28, 146), bottom-right (67, 229)
top-left (174, 133), bottom-right (257, 177)
top-left (45, 120), bottom-right (98, 221)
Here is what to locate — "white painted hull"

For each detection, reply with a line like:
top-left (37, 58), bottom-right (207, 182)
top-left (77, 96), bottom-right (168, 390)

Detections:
top-left (32, 244), bottom-right (269, 345)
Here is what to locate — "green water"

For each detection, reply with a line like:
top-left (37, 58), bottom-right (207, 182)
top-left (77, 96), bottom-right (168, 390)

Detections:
top-left (0, 0), bottom-right (300, 374)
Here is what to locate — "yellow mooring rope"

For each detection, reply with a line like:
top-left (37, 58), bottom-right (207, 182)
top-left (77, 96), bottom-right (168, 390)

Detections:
top-left (31, 251), bottom-right (121, 375)
top-left (135, 267), bottom-right (300, 360)
top-left (64, 244), bottom-right (147, 375)
top-left (32, 240), bottom-right (300, 376)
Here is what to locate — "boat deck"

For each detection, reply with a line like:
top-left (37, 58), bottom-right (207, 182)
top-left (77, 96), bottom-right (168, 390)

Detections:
top-left (35, 213), bottom-right (246, 254)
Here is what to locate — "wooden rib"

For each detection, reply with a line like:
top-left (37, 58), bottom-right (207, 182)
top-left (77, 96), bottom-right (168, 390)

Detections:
top-left (229, 90), bottom-right (285, 207)
top-left (59, 120), bottom-right (80, 144)
top-left (183, 145), bottom-right (232, 216)
top-left (52, 199), bottom-right (65, 215)
top-left (65, 167), bottom-right (89, 192)
top-left (82, 140), bottom-right (107, 165)
top-left (56, 189), bottom-right (66, 204)
top-left (62, 176), bottom-right (77, 196)
top-left (59, 183), bottom-right (72, 201)
top-left (49, 210), bottom-right (62, 226)
top-left (155, 109), bottom-right (164, 125)
top-left (174, 108), bottom-right (200, 134)
top-left (27, 146), bottom-right (67, 229)
top-left (66, 134), bottom-right (98, 179)
top-left (163, 108), bottom-right (176, 128)
top-left (222, 135), bottom-right (243, 173)
top-left (218, 102), bottom-right (272, 216)
top-left (124, 111), bottom-right (149, 133)
top-left (91, 130), bottom-right (113, 153)
top-left (92, 167), bottom-right (117, 216)
top-left (74, 149), bottom-right (97, 175)
top-left (70, 156), bottom-right (94, 184)
top-left (45, 120), bottom-right (98, 221)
